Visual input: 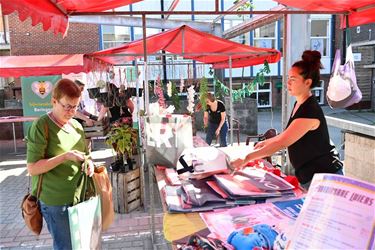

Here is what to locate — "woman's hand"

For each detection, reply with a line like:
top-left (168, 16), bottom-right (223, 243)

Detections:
top-left (230, 158), bottom-right (247, 170)
top-left (254, 140), bottom-right (267, 150)
top-left (64, 150), bottom-right (86, 162)
top-left (82, 159), bottom-right (95, 177)
top-left (84, 119), bottom-right (94, 127)
top-left (215, 128), bottom-right (220, 136)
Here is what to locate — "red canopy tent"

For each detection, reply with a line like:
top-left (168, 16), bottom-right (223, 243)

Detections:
top-left (90, 25), bottom-right (281, 69)
top-left (0, 26), bottom-right (281, 77)
top-left (0, 54), bottom-right (96, 77)
top-left (0, 0), bottom-right (143, 36)
top-left (273, 0), bottom-right (375, 28)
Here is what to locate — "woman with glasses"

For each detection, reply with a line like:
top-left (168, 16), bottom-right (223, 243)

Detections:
top-left (26, 78), bottom-right (95, 250)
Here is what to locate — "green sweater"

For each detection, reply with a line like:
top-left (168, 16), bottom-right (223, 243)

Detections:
top-left (27, 114), bottom-right (88, 206)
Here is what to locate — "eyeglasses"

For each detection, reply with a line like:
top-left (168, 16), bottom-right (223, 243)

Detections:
top-left (57, 99), bottom-right (79, 111)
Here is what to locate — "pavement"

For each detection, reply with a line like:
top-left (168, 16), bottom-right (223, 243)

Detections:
top-left (0, 106), bottom-right (374, 250)
top-left (0, 142), bottom-right (170, 250)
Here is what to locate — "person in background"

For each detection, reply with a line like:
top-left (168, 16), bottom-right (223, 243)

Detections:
top-left (26, 79), bottom-right (95, 250)
top-left (74, 79), bottom-right (97, 127)
top-left (204, 93), bottom-right (228, 147)
top-left (98, 97), bottom-right (134, 125)
top-left (231, 50), bottom-right (344, 190)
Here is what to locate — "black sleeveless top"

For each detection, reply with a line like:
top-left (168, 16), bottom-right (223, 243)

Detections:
top-left (206, 100), bottom-right (226, 124)
top-left (287, 96), bottom-right (341, 184)
top-left (109, 105), bottom-right (132, 123)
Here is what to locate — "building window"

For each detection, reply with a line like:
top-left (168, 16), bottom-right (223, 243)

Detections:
top-left (253, 23), bottom-right (276, 49)
top-left (224, 19), bottom-right (250, 44)
top-left (250, 81), bottom-right (272, 108)
top-left (278, 17), bottom-right (331, 57)
top-left (101, 25), bottom-right (131, 49)
top-left (310, 19), bottom-right (330, 56)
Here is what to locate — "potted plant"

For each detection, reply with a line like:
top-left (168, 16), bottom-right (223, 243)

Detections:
top-left (105, 123), bottom-right (138, 172)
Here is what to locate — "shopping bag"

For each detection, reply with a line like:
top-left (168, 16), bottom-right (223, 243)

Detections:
top-left (176, 147), bottom-right (230, 179)
top-left (326, 45), bottom-right (362, 108)
top-left (145, 114), bottom-right (193, 168)
top-left (68, 196), bottom-right (102, 250)
top-left (68, 160), bottom-right (102, 249)
top-left (93, 166), bottom-right (114, 231)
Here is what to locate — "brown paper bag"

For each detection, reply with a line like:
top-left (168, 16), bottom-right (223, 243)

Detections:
top-left (93, 166), bottom-right (114, 231)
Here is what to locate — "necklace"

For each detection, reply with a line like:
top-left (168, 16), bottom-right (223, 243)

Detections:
top-left (48, 112), bottom-right (74, 133)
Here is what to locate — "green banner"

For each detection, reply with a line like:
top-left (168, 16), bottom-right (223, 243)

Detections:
top-left (21, 75), bottom-right (61, 133)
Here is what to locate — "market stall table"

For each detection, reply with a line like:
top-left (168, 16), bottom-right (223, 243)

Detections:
top-left (152, 139), bottom-right (305, 248)
top-left (0, 116), bottom-right (38, 153)
top-left (152, 139), bottom-right (251, 246)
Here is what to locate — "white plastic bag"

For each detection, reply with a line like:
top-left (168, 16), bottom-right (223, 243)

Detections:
top-left (326, 45), bottom-right (362, 108)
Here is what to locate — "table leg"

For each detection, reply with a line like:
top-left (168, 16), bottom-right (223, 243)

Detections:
top-left (12, 122), bottom-right (17, 153)
top-left (149, 163), bottom-right (155, 244)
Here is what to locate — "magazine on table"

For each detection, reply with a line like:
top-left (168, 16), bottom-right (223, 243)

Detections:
top-left (199, 198), bottom-right (304, 242)
top-left (238, 167), bottom-right (294, 191)
top-left (214, 174), bottom-right (285, 198)
top-left (163, 183), bottom-right (235, 213)
top-left (213, 167), bottom-right (295, 199)
top-left (286, 174), bottom-right (375, 250)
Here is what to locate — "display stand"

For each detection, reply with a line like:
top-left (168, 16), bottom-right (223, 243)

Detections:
top-left (83, 119), bottom-right (109, 138)
top-left (109, 167), bottom-right (142, 213)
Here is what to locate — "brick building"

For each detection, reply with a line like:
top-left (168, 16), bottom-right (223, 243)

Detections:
top-left (0, 13), bottom-right (99, 139)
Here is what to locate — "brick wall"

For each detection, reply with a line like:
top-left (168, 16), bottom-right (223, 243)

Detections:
top-left (8, 13), bottom-right (100, 55)
top-left (3, 13), bottom-right (101, 116)
top-left (353, 46), bottom-right (374, 102)
top-left (344, 132), bottom-right (375, 183)
top-left (350, 23), bottom-right (375, 43)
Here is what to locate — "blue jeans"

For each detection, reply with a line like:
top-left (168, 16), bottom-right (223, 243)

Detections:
top-left (301, 168), bottom-right (344, 191)
top-left (206, 121), bottom-right (228, 147)
top-left (39, 201), bottom-right (72, 250)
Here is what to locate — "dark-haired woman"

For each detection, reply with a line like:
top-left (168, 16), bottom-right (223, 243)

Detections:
top-left (231, 50), bottom-right (343, 189)
top-left (204, 93), bottom-right (228, 147)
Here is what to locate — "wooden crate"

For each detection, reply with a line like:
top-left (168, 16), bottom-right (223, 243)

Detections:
top-left (84, 119), bottom-right (109, 138)
top-left (109, 168), bottom-right (142, 213)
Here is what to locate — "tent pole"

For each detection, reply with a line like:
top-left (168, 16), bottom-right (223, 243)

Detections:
top-left (142, 14), bottom-right (154, 245)
top-left (135, 59), bottom-right (146, 217)
top-left (281, 14), bottom-right (288, 170)
top-left (229, 56), bottom-right (233, 146)
top-left (281, 14), bottom-right (290, 173)
top-left (142, 15), bottom-right (149, 114)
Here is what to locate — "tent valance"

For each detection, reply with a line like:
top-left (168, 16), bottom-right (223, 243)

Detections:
top-left (0, 26), bottom-right (281, 77)
top-left (0, 0), bottom-right (143, 36)
top-left (90, 25), bottom-right (281, 69)
top-left (0, 54), bottom-right (95, 77)
top-left (273, 0), bottom-right (375, 28)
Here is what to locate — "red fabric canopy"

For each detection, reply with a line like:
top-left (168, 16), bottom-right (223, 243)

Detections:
top-left (0, 0), bottom-right (142, 36)
top-left (273, 0), bottom-right (375, 28)
top-left (0, 54), bottom-right (94, 77)
top-left (90, 25), bottom-right (281, 69)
